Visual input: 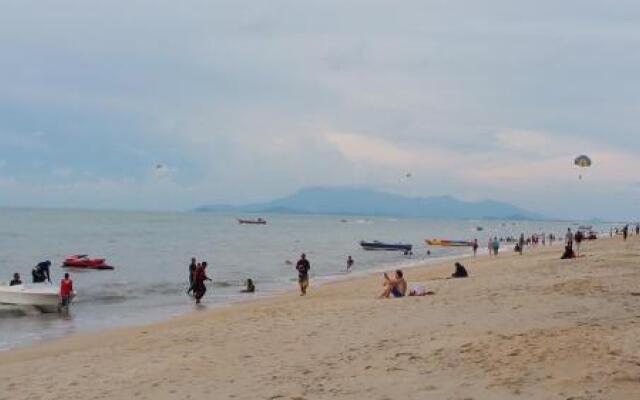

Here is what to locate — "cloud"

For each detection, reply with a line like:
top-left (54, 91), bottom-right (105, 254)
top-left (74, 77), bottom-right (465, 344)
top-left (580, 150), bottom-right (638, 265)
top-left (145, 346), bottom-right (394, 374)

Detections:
top-left (0, 1), bottom-right (639, 218)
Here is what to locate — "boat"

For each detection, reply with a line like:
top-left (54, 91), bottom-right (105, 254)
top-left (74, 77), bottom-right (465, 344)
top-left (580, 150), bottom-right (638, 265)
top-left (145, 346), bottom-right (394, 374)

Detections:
top-left (0, 283), bottom-right (62, 313)
top-left (359, 241), bottom-right (413, 253)
top-left (426, 239), bottom-right (473, 247)
top-left (237, 218), bottom-right (267, 225)
top-left (62, 255), bottom-right (114, 270)
top-left (475, 226), bottom-right (484, 231)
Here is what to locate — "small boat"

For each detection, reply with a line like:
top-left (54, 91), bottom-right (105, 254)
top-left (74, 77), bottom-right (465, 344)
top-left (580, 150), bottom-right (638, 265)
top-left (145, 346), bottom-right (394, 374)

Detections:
top-left (62, 255), bottom-right (114, 270)
top-left (0, 283), bottom-right (62, 313)
top-left (237, 218), bottom-right (267, 225)
top-left (359, 241), bottom-right (413, 253)
top-left (426, 239), bottom-right (473, 247)
top-left (475, 226), bottom-right (484, 231)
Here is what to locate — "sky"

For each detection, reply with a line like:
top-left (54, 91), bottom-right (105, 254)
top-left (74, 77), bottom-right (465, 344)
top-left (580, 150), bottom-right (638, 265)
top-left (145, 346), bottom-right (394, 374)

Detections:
top-left (0, 0), bottom-right (638, 219)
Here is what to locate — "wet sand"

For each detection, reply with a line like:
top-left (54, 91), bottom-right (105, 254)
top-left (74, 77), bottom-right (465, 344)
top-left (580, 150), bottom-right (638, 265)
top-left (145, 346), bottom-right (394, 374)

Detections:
top-left (1, 236), bottom-right (639, 399)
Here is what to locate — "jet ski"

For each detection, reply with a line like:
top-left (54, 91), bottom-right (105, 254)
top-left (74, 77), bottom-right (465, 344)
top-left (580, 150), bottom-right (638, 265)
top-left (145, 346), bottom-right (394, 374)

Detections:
top-left (62, 255), bottom-right (114, 270)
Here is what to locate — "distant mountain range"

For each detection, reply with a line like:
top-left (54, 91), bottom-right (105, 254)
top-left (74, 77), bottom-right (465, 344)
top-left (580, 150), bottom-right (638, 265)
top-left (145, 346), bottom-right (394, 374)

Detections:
top-left (195, 187), bottom-right (543, 220)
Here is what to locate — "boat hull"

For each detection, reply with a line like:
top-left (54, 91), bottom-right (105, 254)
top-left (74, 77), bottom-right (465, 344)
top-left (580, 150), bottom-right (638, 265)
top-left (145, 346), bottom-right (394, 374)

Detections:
top-left (237, 219), bottom-right (267, 225)
top-left (360, 241), bottom-right (413, 252)
top-left (0, 284), bottom-right (61, 313)
top-left (426, 239), bottom-right (472, 247)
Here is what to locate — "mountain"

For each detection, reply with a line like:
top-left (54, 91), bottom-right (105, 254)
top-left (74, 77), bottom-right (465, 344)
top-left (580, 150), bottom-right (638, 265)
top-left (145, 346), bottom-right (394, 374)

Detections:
top-left (195, 187), bottom-right (543, 220)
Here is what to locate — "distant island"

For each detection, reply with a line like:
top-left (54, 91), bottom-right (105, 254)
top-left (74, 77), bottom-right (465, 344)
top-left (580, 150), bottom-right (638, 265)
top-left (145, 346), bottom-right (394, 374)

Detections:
top-left (195, 187), bottom-right (543, 220)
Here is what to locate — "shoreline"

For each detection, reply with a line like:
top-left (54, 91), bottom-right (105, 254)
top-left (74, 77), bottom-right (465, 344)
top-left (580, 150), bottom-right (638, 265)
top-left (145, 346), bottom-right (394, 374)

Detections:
top-left (2, 236), bottom-right (639, 399)
top-left (0, 244), bottom-right (474, 353)
top-left (1, 245), bottom-right (473, 355)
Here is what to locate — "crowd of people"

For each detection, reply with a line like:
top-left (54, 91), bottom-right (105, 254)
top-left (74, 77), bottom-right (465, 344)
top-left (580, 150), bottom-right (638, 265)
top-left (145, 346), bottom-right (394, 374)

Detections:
top-left (9, 223), bottom-right (640, 311)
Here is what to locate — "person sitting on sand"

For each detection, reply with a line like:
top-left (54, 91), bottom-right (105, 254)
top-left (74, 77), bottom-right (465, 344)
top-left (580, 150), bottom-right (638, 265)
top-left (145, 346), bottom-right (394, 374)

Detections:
top-left (451, 262), bottom-right (468, 278)
top-left (9, 272), bottom-right (22, 286)
top-left (561, 244), bottom-right (576, 259)
top-left (379, 270), bottom-right (407, 298)
top-left (241, 278), bottom-right (255, 293)
top-left (408, 284), bottom-right (434, 296)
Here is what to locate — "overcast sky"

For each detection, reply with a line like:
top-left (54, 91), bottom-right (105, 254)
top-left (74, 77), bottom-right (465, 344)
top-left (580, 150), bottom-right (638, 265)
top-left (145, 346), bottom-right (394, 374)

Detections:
top-left (0, 0), bottom-right (638, 219)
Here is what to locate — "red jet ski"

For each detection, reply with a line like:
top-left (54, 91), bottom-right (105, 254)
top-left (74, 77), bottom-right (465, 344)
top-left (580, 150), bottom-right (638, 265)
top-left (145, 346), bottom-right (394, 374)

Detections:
top-left (62, 255), bottom-right (114, 270)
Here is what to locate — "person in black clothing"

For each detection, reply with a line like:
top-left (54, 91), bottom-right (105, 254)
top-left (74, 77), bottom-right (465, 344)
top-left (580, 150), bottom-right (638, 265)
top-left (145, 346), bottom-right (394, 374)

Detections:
top-left (9, 272), bottom-right (22, 286)
top-left (186, 257), bottom-right (197, 295)
top-left (32, 261), bottom-right (51, 283)
top-left (346, 256), bottom-right (354, 271)
top-left (623, 225), bottom-right (629, 241)
top-left (574, 230), bottom-right (584, 256)
top-left (451, 262), bottom-right (468, 278)
top-left (241, 278), bottom-right (255, 293)
top-left (296, 253), bottom-right (311, 296)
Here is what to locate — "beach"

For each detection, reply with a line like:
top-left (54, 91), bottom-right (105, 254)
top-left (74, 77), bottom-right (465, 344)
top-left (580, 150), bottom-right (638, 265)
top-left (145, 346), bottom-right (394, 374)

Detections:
top-left (1, 236), bottom-right (639, 399)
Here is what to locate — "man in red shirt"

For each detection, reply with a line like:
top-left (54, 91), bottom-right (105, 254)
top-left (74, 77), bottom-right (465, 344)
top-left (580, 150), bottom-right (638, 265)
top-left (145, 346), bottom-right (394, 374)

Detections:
top-left (59, 273), bottom-right (74, 310)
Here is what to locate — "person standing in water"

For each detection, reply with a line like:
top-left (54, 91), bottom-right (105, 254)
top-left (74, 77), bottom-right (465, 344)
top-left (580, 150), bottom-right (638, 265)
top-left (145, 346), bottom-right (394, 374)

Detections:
top-left (186, 257), bottom-right (197, 295)
top-left (192, 262), bottom-right (212, 304)
top-left (59, 273), bottom-right (74, 311)
top-left (346, 255), bottom-right (354, 271)
top-left (472, 239), bottom-right (479, 256)
top-left (296, 253), bottom-right (311, 296)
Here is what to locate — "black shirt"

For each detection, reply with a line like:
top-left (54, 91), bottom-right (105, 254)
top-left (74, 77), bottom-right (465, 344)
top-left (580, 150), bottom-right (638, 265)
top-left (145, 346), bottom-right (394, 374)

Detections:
top-left (296, 259), bottom-right (310, 278)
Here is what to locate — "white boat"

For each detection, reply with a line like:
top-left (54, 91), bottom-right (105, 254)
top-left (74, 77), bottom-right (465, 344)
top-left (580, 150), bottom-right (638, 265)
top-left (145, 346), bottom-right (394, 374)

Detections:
top-left (0, 283), bottom-right (62, 313)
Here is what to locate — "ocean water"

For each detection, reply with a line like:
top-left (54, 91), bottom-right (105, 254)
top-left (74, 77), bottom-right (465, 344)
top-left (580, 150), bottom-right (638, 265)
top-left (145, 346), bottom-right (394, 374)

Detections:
top-left (0, 208), bottom-right (596, 350)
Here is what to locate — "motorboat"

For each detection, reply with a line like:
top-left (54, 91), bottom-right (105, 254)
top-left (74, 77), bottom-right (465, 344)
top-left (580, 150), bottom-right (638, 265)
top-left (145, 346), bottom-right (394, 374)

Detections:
top-left (237, 218), bottom-right (267, 225)
top-left (359, 241), bottom-right (413, 253)
top-left (62, 255), bottom-right (114, 270)
top-left (0, 283), bottom-right (62, 313)
top-left (426, 239), bottom-right (473, 247)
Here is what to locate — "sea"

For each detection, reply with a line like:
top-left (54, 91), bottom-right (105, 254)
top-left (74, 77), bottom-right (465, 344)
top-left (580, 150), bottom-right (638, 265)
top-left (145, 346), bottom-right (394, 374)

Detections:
top-left (0, 208), bottom-right (604, 350)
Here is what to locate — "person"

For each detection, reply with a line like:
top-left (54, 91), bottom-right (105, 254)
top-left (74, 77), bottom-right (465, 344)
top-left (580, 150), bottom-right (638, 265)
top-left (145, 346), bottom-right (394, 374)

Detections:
top-left (574, 230), bottom-right (584, 256)
top-left (492, 237), bottom-right (500, 256)
top-left (565, 228), bottom-right (574, 251)
top-left (32, 260), bottom-right (51, 283)
top-left (192, 262), bottom-right (212, 304)
top-left (408, 284), bottom-right (434, 296)
top-left (561, 244), bottom-right (576, 259)
top-left (518, 234), bottom-right (525, 255)
top-left (451, 262), bottom-right (468, 278)
top-left (59, 273), bottom-right (74, 310)
top-left (379, 270), bottom-right (407, 298)
top-left (9, 272), bottom-right (22, 286)
top-left (472, 239), bottom-right (478, 256)
top-left (241, 278), bottom-right (255, 293)
top-left (487, 238), bottom-right (493, 257)
top-left (346, 256), bottom-right (354, 271)
top-left (636, 224), bottom-right (640, 236)
top-left (295, 253), bottom-right (311, 296)
top-left (186, 257), bottom-right (197, 295)
top-left (623, 225), bottom-right (629, 241)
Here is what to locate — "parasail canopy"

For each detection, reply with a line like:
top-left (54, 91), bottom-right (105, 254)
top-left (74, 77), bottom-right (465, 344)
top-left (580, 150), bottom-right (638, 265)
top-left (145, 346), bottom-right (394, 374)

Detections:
top-left (574, 155), bottom-right (592, 168)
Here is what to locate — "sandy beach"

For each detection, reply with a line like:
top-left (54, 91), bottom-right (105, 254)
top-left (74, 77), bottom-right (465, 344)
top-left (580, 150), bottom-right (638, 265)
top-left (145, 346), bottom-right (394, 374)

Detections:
top-left (1, 236), bottom-right (639, 399)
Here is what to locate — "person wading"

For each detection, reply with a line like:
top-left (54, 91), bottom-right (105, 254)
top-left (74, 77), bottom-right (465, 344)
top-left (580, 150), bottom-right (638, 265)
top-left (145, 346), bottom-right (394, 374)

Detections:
top-left (295, 253), bottom-right (311, 296)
